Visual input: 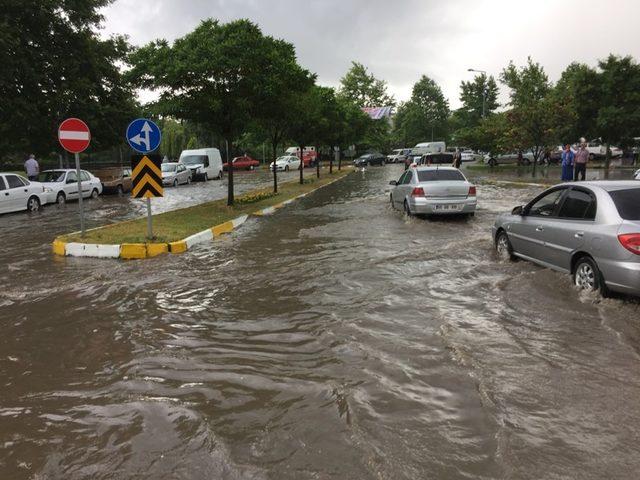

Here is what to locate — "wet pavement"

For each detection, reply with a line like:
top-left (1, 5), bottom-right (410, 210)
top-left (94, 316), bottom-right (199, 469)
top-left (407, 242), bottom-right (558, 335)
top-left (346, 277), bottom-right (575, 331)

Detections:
top-left (1, 164), bottom-right (640, 479)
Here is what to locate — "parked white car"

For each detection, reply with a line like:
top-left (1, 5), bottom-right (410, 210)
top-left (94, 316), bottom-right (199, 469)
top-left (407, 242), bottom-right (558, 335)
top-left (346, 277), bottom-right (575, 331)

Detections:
top-left (0, 173), bottom-right (50, 214)
top-left (582, 139), bottom-right (623, 160)
top-left (38, 169), bottom-right (103, 204)
top-left (179, 148), bottom-right (223, 181)
top-left (162, 162), bottom-right (192, 186)
top-left (270, 155), bottom-right (301, 172)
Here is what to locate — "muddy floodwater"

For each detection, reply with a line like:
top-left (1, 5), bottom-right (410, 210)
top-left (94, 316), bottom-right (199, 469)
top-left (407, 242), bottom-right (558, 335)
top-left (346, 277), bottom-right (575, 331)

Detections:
top-left (1, 165), bottom-right (640, 479)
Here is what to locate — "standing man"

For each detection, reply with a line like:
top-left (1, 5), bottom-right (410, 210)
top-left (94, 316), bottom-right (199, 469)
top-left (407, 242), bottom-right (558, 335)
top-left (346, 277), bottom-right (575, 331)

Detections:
top-left (24, 154), bottom-right (39, 181)
top-left (574, 138), bottom-right (589, 181)
top-left (561, 144), bottom-right (574, 181)
top-left (452, 148), bottom-right (462, 169)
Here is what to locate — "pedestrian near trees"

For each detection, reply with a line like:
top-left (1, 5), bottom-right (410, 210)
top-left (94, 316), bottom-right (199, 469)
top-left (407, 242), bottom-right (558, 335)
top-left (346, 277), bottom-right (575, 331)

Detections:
top-left (24, 154), bottom-right (39, 181)
top-left (561, 144), bottom-right (574, 181)
top-left (452, 148), bottom-right (462, 169)
top-left (574, 138), bottom-right (589, 181)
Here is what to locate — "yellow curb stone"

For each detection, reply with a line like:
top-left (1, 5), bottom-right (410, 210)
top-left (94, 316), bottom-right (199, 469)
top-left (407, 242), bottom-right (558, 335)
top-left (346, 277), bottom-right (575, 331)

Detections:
top-left (146, 243), bottom-right (168, 257)
top-left (169, 241), bottom-right (187, 253)
top-left (52, 239), bottom-right (66, 256)
top-left (120, 243), bottom-right (147, 259)
top-left (212, 221), bottom-right (234, 236)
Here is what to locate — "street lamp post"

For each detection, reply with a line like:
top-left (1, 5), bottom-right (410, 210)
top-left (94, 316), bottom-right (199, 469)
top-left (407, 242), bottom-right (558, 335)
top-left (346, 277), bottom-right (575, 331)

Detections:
top-left (467, 68), bottom-right (487, 118)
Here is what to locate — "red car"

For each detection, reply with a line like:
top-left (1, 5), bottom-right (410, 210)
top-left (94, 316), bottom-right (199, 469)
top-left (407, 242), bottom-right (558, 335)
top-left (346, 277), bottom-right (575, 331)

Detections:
top-left (223, 155), bottom-right (260, 171)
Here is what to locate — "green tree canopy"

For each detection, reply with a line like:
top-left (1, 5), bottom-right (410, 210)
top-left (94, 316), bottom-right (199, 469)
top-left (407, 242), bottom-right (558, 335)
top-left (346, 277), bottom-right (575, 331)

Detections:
top-left (338, 62), bottom-right (395, 107)
top-left (392, 75), bottom-right (449, 146)
top-left (0, 0), bottom-right (137, 157)
top-left (458, 73), bottom-right (499, 127)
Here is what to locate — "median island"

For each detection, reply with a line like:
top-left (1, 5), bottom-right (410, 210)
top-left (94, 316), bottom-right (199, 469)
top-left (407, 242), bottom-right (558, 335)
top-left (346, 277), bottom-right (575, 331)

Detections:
top-left (59, 170), bottom-right (350, 246)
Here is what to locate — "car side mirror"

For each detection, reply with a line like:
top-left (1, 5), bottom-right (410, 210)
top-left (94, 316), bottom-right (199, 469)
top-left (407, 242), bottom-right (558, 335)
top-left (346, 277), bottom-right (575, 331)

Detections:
top-left (512, 205), bottom-right (525, 216)
top-left (389, 180), bottom-right (397, 186)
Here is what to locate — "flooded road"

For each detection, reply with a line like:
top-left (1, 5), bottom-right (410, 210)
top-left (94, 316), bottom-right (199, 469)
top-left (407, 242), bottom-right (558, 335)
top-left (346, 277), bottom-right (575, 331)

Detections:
top-left (2, 164), bottom-right (640, 479)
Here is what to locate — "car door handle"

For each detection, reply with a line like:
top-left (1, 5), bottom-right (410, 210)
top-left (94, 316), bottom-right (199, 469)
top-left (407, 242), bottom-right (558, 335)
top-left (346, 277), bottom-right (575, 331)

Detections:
top-left (24, 189), bottom-right (28, 192)
top-left (536, 226), bottom-right (544, 232)
top-left (4, 192), bottom-right (8, 196)
top-left (575, 231), bottom-right (584, 238)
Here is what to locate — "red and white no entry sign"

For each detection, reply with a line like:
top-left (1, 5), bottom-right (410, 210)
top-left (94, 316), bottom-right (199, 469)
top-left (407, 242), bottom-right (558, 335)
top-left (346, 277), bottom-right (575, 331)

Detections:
top-left (58, 118), bottom-right (91, 153)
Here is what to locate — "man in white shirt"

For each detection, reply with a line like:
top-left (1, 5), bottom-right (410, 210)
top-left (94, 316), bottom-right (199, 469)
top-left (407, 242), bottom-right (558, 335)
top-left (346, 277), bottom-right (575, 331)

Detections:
top-left (24, 154), bottom-right (39, 181)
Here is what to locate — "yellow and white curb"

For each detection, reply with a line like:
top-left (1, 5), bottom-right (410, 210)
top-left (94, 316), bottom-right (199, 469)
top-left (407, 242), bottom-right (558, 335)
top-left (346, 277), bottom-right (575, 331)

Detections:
top-left (53, 173), bottom-right (348, 260)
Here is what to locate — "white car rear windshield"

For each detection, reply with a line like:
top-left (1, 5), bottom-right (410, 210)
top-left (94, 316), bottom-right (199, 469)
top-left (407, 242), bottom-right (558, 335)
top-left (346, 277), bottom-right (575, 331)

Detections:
top-left (417, 170), bottom-right (465, 182)
top-left (609, 188), bottom-right (640, 220)
top-left (161, 164), bottom-right (177, 172)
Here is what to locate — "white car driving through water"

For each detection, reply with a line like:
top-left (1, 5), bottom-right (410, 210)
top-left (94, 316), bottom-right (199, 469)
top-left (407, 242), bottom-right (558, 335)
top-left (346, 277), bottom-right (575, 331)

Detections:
top-left (270, 155), bottom-right (300, 172)
top-left (38, 169), bottom-right (103, 204)
top-left (389, 166), bottom-right (477, 217)
top-left (0, 173), bottom-right (50, 214)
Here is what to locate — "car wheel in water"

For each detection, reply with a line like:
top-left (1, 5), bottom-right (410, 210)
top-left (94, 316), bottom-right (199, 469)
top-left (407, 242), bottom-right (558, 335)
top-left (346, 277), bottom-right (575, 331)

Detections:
top-left (285, 166), bottom-right (289, 172)
top-left (218, 170), bottom-right (223, 179)
top-left (173, 179), bottom-right (178, 187)
top-left (489, 158), bottom-right (497, 167)
top-left (495, 230), bottom-right (515, 261)
top-left (204, 173), bottom-right (209, 181)
top-left (403, 200), bottom-right (412, 216)
top-left (367, 161), bottom-right (371, 167)
top-left (27, 196), bottom-right (40, 212)
top-left (117, 184), bottom-right (124, 196)
top-left (91, 189), bottom-right (99, 199)
top-left (573, 256), bottom-right (609, 296)
top-left (249, 165), bottom-right (254, 170)
top-left (56, 192), bottom-right (66, 205)
top-left (589, 153), bottom-right (595, 161)
top-left (187, 176), bottom-right (191, 184)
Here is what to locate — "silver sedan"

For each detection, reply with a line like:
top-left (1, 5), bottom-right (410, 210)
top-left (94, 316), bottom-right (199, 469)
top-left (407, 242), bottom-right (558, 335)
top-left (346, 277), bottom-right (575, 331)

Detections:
top-left (493, 181), bottom-right (640, 297)
top-left (389, 166), bottom-right (477, 216)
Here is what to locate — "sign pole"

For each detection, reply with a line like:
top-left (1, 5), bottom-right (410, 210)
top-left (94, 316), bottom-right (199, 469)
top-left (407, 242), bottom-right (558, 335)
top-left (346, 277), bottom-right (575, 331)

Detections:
top-left (146, 197), bottom-right (153, 239)
top-left (75, 152), bottom-right (85, 236)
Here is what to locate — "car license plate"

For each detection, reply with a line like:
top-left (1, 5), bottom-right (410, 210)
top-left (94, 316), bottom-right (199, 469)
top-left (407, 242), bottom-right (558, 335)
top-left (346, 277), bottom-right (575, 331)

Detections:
top-left (435, 204), bottom-right (461, 211)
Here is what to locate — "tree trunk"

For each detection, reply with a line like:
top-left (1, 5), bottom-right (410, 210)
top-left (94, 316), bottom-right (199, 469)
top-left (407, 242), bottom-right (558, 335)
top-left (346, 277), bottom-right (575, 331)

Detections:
top-left (316, 145), bottom-right (320, 179)
top-left (329, 147), bottom-right (334, 174)
top-left (605, 143), bottom-right (611, 179)
top-left (532, 148), bottom-right (538, 177)
top-left (271, 139), bottom-right (278, 193)
top-left (299, 144), bottom-right (304, 185)
top-left (226, 139), bottom-right (234, 206)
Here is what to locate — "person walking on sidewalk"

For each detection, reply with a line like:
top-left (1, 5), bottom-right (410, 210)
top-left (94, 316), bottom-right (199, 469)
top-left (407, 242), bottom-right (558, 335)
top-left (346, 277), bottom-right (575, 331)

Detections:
top-left (24, 154), bottom-right (39, 181)
top-left (561, 144), bottom-right (574, 181)
top-left (574, 138), bottom-right (589, 181)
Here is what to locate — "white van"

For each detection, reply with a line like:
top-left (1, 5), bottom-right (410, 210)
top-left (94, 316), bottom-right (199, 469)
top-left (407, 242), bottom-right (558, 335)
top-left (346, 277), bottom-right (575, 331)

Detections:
top-left (179, 148), bottom-right (223, 181)
top-left (411, 141), bottom-right (446, 157)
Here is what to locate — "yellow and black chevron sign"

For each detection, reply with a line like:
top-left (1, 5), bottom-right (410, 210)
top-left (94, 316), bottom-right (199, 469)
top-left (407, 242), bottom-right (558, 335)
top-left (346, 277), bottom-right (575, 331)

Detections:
top-left (131, 155), bottom-right (163, 198)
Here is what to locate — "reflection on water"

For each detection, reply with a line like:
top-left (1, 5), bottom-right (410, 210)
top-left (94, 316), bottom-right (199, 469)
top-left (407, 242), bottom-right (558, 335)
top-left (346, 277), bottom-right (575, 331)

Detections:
top-left (1, 165), bottom-right (640, 479)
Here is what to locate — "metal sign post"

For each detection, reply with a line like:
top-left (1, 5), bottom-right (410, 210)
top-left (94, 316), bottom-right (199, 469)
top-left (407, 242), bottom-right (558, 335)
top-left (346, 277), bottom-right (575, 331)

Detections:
top-left (58, 118), bottom-right (91, 237)
top-left (75, 152), bottom-right (85, 235)
top-left (126, 119), bottom-right (163, 241)
top-left (146, 198), bottom-right (153, 239)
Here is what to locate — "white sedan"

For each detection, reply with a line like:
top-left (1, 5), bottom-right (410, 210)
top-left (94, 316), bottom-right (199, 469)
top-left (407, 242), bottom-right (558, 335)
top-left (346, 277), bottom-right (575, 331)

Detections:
top-left (38, 169), bottom-right (103, 204)
top-left (0, 173), bottom-right (50, 214)
top-left (270, 155), bottom-right (301, 172)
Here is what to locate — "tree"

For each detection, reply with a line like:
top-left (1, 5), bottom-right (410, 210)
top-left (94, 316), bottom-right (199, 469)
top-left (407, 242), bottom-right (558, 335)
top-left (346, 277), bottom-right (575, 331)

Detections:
top-left (0, 0), bottom-right (137, 158)
top-left (392, 75), bottom-right (449, 146)
top-left (595, 55), bottom-right (640, 169)
top-left (458, 73), bottom-right (499, 128)
top-left (338, 62), bottom-right (395, 107)
top-left (553, 62), bottom-right (601, 143)
top-left (500, 57), bottom-right (571, 173)
top-left (128, 19), bottom-right (302, 205)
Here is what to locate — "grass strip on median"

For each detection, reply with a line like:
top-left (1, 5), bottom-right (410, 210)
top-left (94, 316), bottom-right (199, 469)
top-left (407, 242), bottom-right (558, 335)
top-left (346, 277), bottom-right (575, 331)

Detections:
top-left (60, 170), bottom-right (351, 245)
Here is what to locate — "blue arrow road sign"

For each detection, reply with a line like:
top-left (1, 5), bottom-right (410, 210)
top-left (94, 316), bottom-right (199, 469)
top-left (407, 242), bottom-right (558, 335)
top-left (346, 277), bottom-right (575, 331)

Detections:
top-left (126, 118), bottom-right (162, 153)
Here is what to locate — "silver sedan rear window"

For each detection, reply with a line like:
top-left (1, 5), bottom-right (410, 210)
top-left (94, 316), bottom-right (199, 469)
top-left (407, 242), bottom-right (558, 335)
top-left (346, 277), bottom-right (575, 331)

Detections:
top-left (417, 170), bottom-right (465, 182)
top-left (609, 188), bottom-right (640, 220)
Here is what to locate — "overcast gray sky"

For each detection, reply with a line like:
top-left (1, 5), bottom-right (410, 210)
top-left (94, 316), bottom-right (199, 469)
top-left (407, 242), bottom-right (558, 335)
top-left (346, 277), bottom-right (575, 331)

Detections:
top-left (101, 0), bottom-right (640, 109)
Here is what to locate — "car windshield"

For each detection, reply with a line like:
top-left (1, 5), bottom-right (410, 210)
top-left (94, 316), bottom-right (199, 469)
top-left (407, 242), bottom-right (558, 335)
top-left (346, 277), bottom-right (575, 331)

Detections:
top-left (609, 188), bottom-right (640, 220)
top-left (276, 156), bottom-right (289, 162)
top-left (38, 171), bottom-right (66, 182)
top-left (417, 170), bottom-right (465, 182)
top-left (181, 155), bottom-right (206, 166)
top-left (161, 164), bottom-right (176, 172)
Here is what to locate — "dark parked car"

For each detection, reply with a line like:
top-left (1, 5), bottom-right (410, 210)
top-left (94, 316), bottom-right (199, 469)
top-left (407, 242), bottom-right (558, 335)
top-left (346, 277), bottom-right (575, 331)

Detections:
top-left (354, 153), bottom-right (386, 167)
